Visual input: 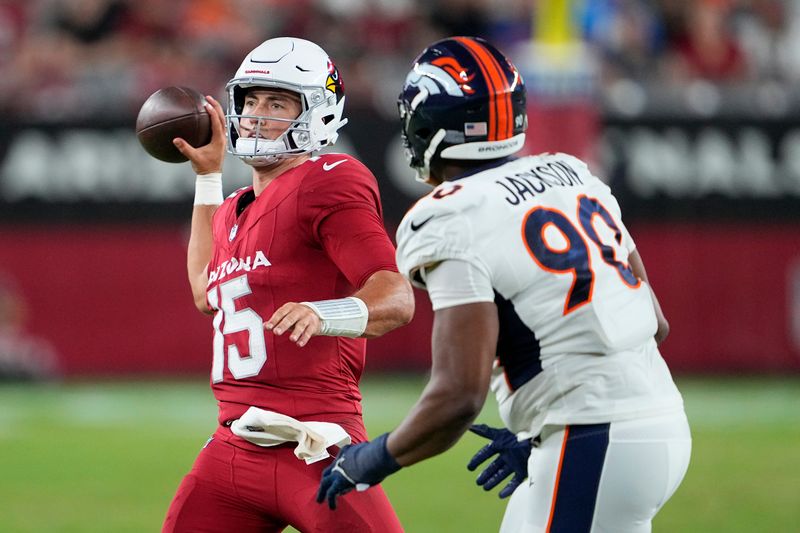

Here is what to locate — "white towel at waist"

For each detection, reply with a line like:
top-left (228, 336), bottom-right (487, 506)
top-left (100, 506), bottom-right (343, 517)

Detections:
top-left (230, 407), bottom-right (351, 465)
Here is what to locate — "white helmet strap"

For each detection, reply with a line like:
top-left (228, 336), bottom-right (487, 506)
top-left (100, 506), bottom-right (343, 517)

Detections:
top-left (416, 129), bottom-right (447, 184)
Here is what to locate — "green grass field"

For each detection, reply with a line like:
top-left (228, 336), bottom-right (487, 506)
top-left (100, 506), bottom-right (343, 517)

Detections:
top-left (1, 376), bottom-right (799, 532)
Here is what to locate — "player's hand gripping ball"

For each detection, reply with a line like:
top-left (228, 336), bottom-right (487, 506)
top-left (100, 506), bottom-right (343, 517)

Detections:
top-left (136, 86), bottom-right (212, 163)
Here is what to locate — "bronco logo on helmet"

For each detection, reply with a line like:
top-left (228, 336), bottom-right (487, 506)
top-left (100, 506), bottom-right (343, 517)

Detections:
top-left (431, 57), bottom-right (476, 94)
top-left (398, 36), bottom-right (528, 185)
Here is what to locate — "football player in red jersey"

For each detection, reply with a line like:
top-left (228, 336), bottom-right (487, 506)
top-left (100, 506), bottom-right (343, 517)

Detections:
top-left (162, 37), bottom-right (413, 533)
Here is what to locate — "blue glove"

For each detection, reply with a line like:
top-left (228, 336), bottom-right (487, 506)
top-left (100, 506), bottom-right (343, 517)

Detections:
top-left (316, 433), bottom-right (401, 510)
top-left (467, 424), bottom-right (532, 499)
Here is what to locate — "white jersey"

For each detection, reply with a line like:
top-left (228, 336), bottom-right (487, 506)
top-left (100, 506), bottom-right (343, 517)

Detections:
top-left (396, 153), bottom-right (684, 438)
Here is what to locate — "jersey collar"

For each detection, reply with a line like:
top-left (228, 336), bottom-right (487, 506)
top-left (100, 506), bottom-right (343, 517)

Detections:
top-left (450, 156), bottom-right (517, 182)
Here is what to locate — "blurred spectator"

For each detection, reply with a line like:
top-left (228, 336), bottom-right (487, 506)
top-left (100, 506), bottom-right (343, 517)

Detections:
top-left (429, 0), bottom-right (489, 37)
top-left (584, 0), bottom-right (666, 84)
top-left (482, 0), bottom-right (532, 52)
top-left (0, 274), bottom-right (59, 382)
top-left (3, 0), bottom-right (800, 120)
top-left (0, 1), bottom-right (28, 106)
top-left (735, 0), bottom-right (800, 83)
top-left (0, 1), bottom-right (26, 65)
top-left (51, 0), bottom-right (125, 44)
top-left (663, 0), bottom-right (750, 82)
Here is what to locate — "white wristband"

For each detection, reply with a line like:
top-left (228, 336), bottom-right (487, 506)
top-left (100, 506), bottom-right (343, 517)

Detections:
top-left (194, 172), bottom-right (223, 206)
top-left (300, 297), bottom-right (369, 338)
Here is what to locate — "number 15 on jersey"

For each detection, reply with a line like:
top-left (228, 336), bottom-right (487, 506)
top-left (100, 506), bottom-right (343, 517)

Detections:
top-left (207, 275), bottom-right (268, 382)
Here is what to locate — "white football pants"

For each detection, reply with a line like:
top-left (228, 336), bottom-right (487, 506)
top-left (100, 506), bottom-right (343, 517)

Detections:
top-left (500, 410), bottom-right (691, 533)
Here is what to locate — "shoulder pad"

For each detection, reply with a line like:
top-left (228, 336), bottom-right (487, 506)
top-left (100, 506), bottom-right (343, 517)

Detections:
top-left (550, 152), bottom-right (592, 174)
top-left (301, 153), bottom-right (376, 190)
top-left (226, 186), bottom-right (250, 200)
top-left (395, 182), bottom-right (484, 285)
top-left (315, 153), bottom-right (369, 175)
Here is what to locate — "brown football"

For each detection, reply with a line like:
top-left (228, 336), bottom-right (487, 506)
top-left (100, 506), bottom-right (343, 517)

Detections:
top-left (136, 86), bottom-right (212, 163)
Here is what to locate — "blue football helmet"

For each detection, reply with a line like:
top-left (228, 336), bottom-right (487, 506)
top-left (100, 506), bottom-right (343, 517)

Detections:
top-left (398, 36), bottom-right (528, 184)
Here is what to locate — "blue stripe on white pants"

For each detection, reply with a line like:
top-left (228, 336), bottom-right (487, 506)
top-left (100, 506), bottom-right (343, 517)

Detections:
top-left (499, 410), bottom-right (691, 533)
top-left (548, 424), bottom-right (610, 532)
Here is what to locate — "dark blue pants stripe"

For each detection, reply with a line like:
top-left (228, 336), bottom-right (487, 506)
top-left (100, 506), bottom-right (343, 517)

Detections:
top-left (549, 423), bottom-right (610, 533)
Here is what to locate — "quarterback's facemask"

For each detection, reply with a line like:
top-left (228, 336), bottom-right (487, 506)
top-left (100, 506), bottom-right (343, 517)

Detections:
top-left (398, 36), bottom-right (528, 185)
top-left (226, 37), bottom-right (347, 167)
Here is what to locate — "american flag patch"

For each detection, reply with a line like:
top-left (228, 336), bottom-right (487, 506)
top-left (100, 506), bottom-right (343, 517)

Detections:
top-left (464, 122), bottom-right (487, 136)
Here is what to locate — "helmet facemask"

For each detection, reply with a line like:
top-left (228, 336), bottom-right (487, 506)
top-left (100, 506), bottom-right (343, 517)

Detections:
top-left (225, 38), bottom-right (347, 167)
top-left (227, 83), bottom-right (323, 166)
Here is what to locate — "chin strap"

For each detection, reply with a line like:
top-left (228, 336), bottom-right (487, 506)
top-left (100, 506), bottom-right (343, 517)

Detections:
top-left (415, 128), bottom-right (447, 185)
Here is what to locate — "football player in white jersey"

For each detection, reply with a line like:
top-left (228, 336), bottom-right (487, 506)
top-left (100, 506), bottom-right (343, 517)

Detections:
top-left (317, 36), bottom-right (691, 532)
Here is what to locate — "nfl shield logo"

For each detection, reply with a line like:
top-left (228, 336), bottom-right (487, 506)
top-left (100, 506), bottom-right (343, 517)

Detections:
top-left (229, 224), bottom-right (238, 241)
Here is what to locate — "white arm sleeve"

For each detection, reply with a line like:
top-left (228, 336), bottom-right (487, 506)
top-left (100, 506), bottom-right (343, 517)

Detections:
top-left (424, 259), bottom-right (495, 311)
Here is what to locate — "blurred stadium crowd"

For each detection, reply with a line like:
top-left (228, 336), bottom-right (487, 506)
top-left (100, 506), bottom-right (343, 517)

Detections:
top-left (3, 0), bottom-right (800, 120)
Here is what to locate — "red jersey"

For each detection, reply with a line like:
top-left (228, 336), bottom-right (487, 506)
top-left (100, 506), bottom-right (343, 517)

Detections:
top-left (205, 153), bottom-right (397, 441)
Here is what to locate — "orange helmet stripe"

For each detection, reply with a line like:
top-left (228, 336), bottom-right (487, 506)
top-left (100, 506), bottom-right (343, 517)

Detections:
top-left (476, 42), bottom-right (512, 139)
top-left (454, 37), bottom-right (499, 140)
top-left (456, 37), bottom-right (513, 140)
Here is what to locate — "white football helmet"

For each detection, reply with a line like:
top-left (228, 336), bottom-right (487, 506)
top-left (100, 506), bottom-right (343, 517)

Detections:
top-left (226, 37), bottom-right (347, 166)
